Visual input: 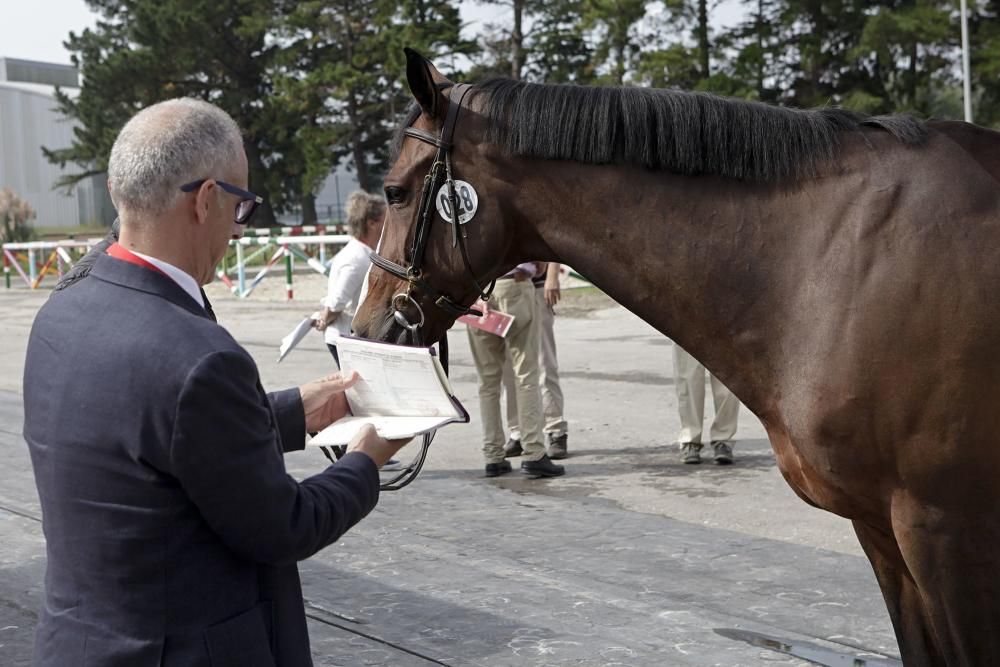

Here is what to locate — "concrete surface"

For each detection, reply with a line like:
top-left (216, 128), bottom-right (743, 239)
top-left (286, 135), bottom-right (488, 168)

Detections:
top-left (0, 282), bottom-right (900, 666)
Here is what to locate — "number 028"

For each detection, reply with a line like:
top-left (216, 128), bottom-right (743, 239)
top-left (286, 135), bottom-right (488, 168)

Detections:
top-left (439, 185), bottom-right (474, 220)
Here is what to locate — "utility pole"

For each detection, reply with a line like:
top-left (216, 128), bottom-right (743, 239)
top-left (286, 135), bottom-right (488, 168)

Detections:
top-left (960, 0), bottom-right (973, 122)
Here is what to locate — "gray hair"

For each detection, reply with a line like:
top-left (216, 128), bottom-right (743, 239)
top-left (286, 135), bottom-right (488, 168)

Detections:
top-left (345, 190), bottom-right (385, 238)
top-left (108, 98), bottom-right (244, 219)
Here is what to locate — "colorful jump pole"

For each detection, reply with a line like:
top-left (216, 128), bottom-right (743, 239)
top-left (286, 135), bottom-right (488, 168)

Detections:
top-left (235, 242), bottom-right (247, 296)
top-left (284, 245), bottom-right (293, 300)
top-left (241, 245), bottom-right (286, 298)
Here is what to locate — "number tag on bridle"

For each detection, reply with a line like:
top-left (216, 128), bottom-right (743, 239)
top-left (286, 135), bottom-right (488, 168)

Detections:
top-left (435, 180), bottom-right (479, 225)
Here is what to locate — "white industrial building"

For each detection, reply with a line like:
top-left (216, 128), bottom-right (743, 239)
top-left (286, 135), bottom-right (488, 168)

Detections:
top-left (0, 56), bottom-right (363, 231)
top-left (0, 57), bottom-right (114, 230)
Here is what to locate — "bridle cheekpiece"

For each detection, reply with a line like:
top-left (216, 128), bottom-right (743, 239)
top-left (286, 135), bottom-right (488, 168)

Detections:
top-left (369, 82), bottom-right (496, 338)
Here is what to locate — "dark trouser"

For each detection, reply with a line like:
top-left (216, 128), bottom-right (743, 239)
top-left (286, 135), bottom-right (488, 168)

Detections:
top-left (327, 344), bottom-right (340, 368)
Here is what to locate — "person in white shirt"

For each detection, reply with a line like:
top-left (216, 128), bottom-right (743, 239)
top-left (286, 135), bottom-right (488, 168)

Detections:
top-left (313, 191), bottom-right (385, 366)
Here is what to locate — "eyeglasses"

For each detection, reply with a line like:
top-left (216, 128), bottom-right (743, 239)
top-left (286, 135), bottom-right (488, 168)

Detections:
top-left (180, 179), bottom-right (264, 225)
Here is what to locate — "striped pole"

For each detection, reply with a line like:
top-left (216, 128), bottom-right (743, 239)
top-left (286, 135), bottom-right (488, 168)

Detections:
top-left (4, 250), bottom-right (31, 287)
top-left (28, 249), bottom-right (37, 286)
top-left (3, 249), bottom-right (10, 289)
top-left (284, 245), bottom-right (293, 300)
top-left (56, 247), bottom-right (73, 279)
top-left (221, 243), bottom-right (271, 275)
top-left (242, 245), bottom-right (286, 298)
top-left (285, 244), bottom-right (329, 275)
top-left (215, 268), bottom-right (237, 293)
top-left (31, 250), bottom-right (59, 289)
top-left (236, 242), bottom-right (246, 297)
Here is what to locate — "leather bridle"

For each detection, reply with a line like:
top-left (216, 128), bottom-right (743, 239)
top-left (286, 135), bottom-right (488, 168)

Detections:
top-left (326, 83), bottom-right (494, 491)
top-left (369, 82), bottom-right (496, 339)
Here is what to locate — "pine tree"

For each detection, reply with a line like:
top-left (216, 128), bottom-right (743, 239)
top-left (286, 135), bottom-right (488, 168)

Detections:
top-left (45, 0), bottom-right (290, 226)
top-left (278, 0), bottom-right (473, 198)
top-left (971, 0), bottom-right (1000, 126)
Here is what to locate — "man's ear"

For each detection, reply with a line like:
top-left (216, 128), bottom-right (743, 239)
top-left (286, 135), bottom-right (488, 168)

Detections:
top-left (193, 180), bottom-right (215, 226)
top-left (405, 47), bottom-right (451, 117)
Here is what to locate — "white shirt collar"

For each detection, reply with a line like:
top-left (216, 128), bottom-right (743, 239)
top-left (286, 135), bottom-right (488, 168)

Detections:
top-left (130, 250), bottom-right (205, 309)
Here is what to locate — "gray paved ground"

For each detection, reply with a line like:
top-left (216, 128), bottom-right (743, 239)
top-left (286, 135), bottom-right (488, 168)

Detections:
top-left (0, 284), bottom-right (901, 666)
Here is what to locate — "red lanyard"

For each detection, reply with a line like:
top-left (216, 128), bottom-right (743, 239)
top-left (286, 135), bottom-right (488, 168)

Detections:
top-left (106, 243), bottom-right (168, 277)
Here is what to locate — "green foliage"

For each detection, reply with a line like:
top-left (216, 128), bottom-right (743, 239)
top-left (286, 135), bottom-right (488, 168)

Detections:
top-left (972, 0), bottom-right (1000, 126)
top-left (469, 0), bottom-right (595, 83)
top-left (581, 0), bottom-right (647, 84)
top-left (47, 0), bottom-right (994, 227)
top-left (854, 0), bottom-right (957, 115)
top-left (276, 0), bottom-right (473, 196)
top-left (46, 0), bottom-right (288, 225)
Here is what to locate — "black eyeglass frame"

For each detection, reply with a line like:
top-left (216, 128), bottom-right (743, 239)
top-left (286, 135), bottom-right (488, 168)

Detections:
top-left (179, 179), bottom-right (264, 225)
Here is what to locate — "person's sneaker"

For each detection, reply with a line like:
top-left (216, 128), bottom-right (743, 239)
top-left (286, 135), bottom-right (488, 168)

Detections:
top-left (381, 458), bottom-right (403, 471)
top-left (712, 441), bottom-right (734, 465)
top-left (547, 433), bottom-right (568, 459)
top-left (485, 460), bottom-right (513, 477)
top-left (521, 454), bottom-right (565, 478)
top-left (681, 442), bottom-right (703, 464)
top-left (503, 437), bottom-right (523, 458)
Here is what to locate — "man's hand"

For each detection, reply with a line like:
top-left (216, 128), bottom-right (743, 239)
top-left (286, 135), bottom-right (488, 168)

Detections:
top-left (347, 424), bottom-right (412, 468)
top-left (300, 371), bottom-right (359, 433)
top-left (544, 262), bottom-right (562, 307)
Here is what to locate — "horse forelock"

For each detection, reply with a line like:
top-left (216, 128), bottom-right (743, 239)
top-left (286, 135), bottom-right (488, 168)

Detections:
top-left (471, 78), bottom-right (928, 184)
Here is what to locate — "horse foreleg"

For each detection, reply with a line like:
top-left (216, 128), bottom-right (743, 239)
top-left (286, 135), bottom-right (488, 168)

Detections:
top-left (889, 494), bottom-right (1000, 667)
top-left (852, 520), bottom-right (945, 667)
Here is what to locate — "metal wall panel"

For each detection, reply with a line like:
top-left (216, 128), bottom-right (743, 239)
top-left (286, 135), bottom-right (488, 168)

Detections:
top-left (0, 83), bottom-right (108, 229)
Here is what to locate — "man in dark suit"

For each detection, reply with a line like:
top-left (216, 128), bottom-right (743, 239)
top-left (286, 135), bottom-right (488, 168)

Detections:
top-left (22, 98), bottom-right (407, 667)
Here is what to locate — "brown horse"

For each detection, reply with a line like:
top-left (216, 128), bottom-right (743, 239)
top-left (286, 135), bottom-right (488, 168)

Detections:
top-left (353, 49), bottom-right (1000, 666)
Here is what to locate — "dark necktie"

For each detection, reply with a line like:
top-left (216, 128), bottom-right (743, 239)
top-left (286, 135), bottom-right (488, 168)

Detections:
top-left (200, 289), bottom-right (217, 323)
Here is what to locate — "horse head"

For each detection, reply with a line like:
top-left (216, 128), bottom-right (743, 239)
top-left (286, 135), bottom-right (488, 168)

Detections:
top-left (353, 49), bottom-right (547, 345)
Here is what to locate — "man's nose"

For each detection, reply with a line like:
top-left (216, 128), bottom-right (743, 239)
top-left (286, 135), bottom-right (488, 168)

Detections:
top-left (230, 223), bottom-right (244, 240)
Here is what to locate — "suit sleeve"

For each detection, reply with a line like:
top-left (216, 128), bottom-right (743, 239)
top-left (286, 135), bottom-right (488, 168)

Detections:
top-left (170, 350), bottom-right (379, 565)
top-left (267, 389), bottom-right (306, 452)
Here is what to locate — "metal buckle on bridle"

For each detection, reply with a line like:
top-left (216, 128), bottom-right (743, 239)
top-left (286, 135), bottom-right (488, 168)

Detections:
top-left (392, 292), bottom-right (425, 331)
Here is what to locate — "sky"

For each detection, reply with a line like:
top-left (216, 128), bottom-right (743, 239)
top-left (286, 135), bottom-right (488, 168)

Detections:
top-left (0, 0), bottom-right (747, 67)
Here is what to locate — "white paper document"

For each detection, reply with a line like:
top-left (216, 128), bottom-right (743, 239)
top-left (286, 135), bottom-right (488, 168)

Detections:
top-left (278, 312), bottom-right (321, 362)
top-left (309, 336), bottom-right (468, 447)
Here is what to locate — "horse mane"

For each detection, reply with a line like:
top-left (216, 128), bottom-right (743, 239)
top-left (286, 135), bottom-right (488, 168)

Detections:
top-left (470, 78), bottom-right (928, 183)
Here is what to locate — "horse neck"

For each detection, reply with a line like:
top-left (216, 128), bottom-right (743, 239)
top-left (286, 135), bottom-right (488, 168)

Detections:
top-left (525, 161), bottom-right (800, 418)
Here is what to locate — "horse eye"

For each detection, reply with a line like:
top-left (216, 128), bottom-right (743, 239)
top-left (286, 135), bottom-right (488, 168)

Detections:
top-left (385, 186), bottom-right (407, 205)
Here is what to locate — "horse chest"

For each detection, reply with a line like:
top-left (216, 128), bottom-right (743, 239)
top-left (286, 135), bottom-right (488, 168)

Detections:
top-left (766, 419), bottom-right (886, 522)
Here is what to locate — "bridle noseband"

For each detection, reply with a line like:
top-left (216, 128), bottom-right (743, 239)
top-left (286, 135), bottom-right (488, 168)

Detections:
top-left (369, 82), bottom-right (496, 337)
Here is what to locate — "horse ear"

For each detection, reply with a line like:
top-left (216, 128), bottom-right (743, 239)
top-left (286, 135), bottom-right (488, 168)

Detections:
top-left (404, 47), bottom-right (450, 118)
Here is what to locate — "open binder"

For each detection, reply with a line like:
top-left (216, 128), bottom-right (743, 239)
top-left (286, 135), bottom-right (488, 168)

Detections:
top-left (308, 336), bottom-right (469, 447)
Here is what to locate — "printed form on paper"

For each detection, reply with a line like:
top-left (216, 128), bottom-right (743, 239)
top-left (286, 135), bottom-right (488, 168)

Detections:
top-left (308, 337), bottom-right (468, 447)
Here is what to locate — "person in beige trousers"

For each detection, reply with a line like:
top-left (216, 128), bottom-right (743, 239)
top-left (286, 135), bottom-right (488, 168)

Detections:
top-left (467, 263), bottom-right (565, 479)
top-left (502, 262), bottom-right (568, 460)
top-left (673, 344), bottom-right (740, 464)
